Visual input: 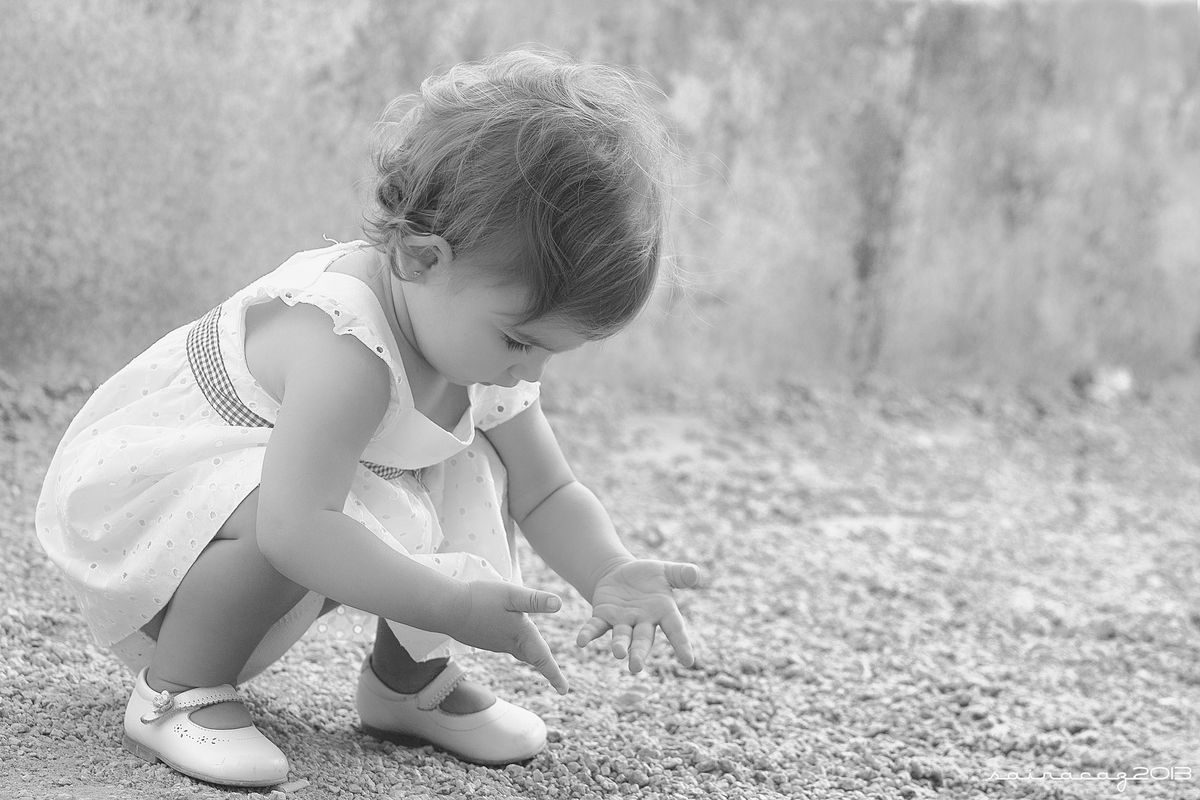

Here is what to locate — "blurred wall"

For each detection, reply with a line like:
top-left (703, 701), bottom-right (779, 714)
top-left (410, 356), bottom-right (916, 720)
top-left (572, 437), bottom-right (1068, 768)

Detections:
top-left (2, 0), bottom-right (1197, 392)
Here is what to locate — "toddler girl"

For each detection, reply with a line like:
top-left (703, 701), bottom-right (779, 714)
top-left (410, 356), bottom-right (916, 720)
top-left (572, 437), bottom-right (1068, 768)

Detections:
top-left (35, 49), bottom-right (701, 788)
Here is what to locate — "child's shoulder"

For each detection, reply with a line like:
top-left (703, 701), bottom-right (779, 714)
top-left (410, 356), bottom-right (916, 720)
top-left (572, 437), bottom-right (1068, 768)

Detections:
top-left (243, 294), bottom-right (390, 411)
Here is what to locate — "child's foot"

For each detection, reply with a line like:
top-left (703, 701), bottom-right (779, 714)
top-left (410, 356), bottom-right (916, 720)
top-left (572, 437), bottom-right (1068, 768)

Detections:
top-left (370, 655), bottom-right (496, 714)
top-left (146, 672), bottom-right (251, 729)
top-left (124, 668), bottom-right (289, 787)
top-left (356, 657), bottom-right (546, 765)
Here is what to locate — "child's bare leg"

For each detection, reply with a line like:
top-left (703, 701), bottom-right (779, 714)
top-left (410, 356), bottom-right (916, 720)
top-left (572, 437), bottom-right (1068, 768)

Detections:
top-left (147, 487), bottom-right (309, 729)
top-left (369, 617), bottom-right (495, 714)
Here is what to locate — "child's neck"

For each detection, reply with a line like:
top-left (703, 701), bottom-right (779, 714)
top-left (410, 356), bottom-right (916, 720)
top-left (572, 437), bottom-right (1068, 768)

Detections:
top-left (375, 255), bottom-right (464, 415)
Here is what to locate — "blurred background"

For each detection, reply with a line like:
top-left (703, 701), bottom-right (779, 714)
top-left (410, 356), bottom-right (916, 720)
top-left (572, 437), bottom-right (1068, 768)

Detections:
top-left (1, 0), bottom-right (1197, 397)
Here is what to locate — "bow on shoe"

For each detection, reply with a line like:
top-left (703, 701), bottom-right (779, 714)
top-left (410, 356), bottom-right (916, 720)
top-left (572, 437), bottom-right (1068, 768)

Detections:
top-left (140, 690), bottom-right (175, 724)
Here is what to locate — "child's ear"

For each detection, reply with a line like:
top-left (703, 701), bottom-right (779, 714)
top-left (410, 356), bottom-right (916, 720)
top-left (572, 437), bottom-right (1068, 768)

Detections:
top-left (400, 232), bottom-right (454, 270)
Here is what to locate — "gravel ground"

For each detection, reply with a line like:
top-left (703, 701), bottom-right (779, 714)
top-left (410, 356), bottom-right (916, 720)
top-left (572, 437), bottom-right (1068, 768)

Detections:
top-left (2, 374), bottom-right (1199, 800)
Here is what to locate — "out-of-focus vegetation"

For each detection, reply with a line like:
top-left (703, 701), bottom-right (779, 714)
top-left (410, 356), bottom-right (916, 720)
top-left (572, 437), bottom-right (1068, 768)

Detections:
top-left (2, 0), bottom-right (1197, 392)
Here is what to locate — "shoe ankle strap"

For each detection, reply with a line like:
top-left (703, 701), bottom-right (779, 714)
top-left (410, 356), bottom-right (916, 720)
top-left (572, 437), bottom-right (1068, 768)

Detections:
top-left (416, 661), bottom-right (467, 711)
top-left (140, 684), bottom-right (242, 724)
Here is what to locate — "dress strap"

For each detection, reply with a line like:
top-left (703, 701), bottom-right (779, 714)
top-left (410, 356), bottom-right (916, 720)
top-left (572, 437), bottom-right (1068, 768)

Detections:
top-left (186, 304), bottom-right (409, 483)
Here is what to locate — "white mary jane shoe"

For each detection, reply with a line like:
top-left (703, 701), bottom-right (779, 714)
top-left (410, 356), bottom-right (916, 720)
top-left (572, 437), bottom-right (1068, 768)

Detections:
top-left (122, 668), bottom-right (290, 788)
top-left (356, 657), bottom-right (547, 766)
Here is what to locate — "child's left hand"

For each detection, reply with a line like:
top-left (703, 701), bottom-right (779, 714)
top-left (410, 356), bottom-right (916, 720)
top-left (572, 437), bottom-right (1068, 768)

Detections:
top-left (576, 559), bottom-right (703, 673)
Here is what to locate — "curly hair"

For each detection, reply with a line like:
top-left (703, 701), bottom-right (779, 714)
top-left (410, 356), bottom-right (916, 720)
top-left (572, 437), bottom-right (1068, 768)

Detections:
top-left (363, 48), bottom-right (674, 338)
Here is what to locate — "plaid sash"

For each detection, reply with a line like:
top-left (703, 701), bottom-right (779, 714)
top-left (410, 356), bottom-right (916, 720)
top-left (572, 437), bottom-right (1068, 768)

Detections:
top-left (186, 304), bottom-right (409, 482)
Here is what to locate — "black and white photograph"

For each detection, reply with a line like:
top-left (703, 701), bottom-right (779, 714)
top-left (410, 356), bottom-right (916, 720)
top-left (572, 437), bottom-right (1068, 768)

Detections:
top-left (2, 1), bottom-right (1198, 798)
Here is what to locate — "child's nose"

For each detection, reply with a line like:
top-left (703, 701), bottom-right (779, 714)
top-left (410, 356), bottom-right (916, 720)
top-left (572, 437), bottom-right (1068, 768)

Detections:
top-left (511, 354), bottom-right (549, 383)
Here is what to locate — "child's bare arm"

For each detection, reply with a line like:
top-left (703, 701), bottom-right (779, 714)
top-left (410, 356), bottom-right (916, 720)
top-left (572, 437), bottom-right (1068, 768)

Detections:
top-left (254, 304), bottom-right (466, 632)
top-left (484, 402), bottom-right (702, 672)
top-left (482, 400), bottom-right (633, 601)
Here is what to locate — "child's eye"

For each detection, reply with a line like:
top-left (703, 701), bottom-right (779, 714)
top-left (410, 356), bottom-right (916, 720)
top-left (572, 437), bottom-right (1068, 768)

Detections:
top-left (503, 334), bottom-right (532, 353)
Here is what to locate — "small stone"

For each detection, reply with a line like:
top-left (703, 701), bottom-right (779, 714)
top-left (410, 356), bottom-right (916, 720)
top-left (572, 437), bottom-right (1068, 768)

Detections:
top-left (715, 674), bottom-right (743, 690)
top-left (278, 779), bottom-right (310, 793)
top-left (1064, 717), bottom-right (1093, 734)
top-left (546, 728), bottom-right (563, 743)
top-left (737, 657), bottom-right (764, 675)
top-left (615, 690), bottom-right (646, 710)
top-left (696, 758), bottom-right (720, 772)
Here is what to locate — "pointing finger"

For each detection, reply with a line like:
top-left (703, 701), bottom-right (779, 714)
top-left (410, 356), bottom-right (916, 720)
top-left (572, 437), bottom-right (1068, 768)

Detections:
top-left (515, 623), bottom-right (569, 695)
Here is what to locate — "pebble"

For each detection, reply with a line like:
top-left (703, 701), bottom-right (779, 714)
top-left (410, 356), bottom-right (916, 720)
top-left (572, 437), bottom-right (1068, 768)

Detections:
top-left (736, 657), bottom-right (764, 675)
top-left (615, 689), bottom-right (647, 710)
top-left (715, 673), bottom-right (744, 690)
top-left (782, 664), bottom-right (807, 680)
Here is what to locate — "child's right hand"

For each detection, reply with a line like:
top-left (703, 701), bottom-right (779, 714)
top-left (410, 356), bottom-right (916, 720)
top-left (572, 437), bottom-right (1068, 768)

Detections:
top-left (451, 580), bottom-right (569, 694)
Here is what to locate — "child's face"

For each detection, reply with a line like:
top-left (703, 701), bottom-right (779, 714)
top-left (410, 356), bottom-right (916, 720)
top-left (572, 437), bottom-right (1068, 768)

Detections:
top-left (396, 253), bottom-right (587, 388)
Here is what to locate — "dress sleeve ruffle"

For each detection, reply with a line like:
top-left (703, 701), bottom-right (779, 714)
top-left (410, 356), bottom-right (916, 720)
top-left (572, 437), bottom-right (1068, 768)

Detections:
top-left (472, 381), bottom-right (541, 431)
top-left (227, 276), bottom-right (411, 436)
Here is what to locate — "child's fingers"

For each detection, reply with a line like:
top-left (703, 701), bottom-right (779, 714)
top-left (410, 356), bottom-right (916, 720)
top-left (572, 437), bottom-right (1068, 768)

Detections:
top-left (576, 616), bottom-right (611, 648)
top-left (659, 608), bottom-right (694, 666)
top-left (626, 622), bottom-right (656, 673)
top-left (505, 586), bottom-right (563, 615)
top-left (663, 561), bottom-right (703, 590)
top-left (610, 623), bottom-right (633, 660)
top-left (514, 622), bottom-right (569, 695)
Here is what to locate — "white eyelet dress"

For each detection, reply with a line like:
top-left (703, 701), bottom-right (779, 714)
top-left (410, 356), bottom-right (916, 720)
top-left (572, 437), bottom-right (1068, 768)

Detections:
top-left (35, 240), bottom-right (540, 683)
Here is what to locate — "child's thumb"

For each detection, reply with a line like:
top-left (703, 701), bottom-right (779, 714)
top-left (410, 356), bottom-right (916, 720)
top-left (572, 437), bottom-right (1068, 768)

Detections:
top-left (664, 561), bottom-right (703, 589)
top-left (507, 587), bottom-right (563, 614)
